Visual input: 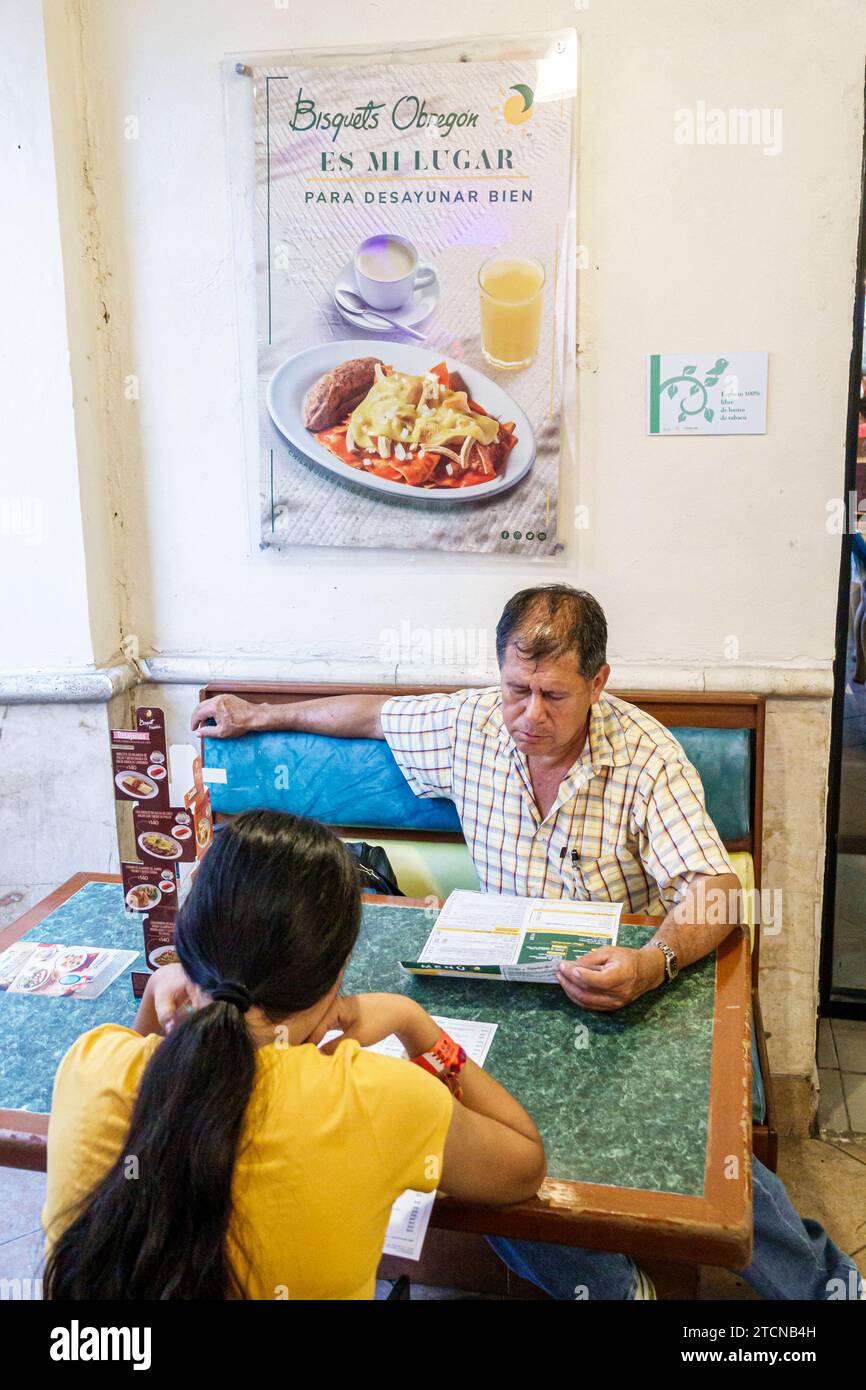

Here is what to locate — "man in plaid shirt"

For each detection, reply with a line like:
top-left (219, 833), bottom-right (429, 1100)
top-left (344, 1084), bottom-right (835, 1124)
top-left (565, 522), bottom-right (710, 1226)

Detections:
top-left (193, 585), bottom-right (861, 1300)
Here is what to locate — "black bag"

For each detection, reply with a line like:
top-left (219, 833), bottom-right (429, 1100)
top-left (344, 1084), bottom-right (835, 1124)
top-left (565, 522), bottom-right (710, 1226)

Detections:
top-left (344, 841), bottom-right (404, 896)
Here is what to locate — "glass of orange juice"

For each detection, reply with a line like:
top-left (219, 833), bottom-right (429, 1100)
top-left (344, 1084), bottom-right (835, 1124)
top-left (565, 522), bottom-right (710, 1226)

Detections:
top-left (477, 253), bottom-right (545, 370)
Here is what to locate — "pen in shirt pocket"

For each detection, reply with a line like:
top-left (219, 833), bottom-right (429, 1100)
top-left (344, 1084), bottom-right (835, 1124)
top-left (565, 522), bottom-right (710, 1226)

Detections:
top-left (555, 850), bottom-right (605, 969)
top-left (560, 846), bottom-right (580, 891)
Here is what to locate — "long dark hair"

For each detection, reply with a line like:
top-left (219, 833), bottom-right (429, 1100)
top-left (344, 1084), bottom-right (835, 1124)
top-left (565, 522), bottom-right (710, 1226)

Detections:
top-left (45, 811), bottom-right (362, 1300)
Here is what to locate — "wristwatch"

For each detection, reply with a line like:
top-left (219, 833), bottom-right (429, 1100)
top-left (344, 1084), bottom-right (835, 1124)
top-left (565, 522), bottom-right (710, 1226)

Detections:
top-left (651, 940), bottom-right (679, 985)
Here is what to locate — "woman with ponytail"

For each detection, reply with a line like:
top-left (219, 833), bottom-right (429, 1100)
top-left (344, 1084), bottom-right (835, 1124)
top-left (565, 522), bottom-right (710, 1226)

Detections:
top-left (42, 811), bottom-right (545, 1300)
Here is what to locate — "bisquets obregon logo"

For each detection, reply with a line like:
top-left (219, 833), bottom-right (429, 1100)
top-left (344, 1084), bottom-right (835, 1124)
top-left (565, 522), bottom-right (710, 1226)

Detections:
top-left (502, 84), bottom-right (534, 125)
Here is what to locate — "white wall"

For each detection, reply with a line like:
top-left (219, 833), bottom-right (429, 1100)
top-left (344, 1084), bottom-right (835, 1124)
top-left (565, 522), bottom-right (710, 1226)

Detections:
top-left (0, 0), bottom-right (102, 670)
top-left (34, 0), bottom-right (865, 677)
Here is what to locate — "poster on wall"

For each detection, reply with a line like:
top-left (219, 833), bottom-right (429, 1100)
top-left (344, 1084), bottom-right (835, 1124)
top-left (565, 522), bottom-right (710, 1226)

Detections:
top-left (244, 31), bottom-right (577, 556)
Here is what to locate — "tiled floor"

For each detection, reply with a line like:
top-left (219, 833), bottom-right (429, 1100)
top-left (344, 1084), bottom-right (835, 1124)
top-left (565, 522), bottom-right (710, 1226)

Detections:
top-left (819, 1017), bottom-right (866, 1132)
top-left (4, 1138), bottom-right (864, 1301)
top-left (0, 1168), bottom-right (47, 1291)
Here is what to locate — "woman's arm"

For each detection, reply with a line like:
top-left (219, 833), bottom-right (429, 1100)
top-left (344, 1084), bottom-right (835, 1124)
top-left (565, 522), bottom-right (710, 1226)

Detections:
top-left (318, 993), bottom-right (546, 1206)
top-left (131, 964), bottom-right (192, 1037)
top-left (392, 999), bottom-right (546, 1206)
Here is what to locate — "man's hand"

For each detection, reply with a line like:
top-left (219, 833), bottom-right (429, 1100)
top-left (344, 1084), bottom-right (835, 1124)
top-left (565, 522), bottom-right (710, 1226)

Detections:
top-left (556, 944), bottom-right (665, 1012)
top-left (190, 693), bottom-right (257, 740)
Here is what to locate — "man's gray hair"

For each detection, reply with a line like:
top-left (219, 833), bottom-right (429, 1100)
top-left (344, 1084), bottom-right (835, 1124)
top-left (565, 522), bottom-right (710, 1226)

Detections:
top-left (496, 585), bottom-right (608, 679)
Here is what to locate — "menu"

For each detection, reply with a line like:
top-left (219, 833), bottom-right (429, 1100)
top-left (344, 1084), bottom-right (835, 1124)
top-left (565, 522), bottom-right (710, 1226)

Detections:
top-left (320, 1015), bottom-right (498, 1261)
top-left (401, 890), bottom-right (622, 983)
top-left (110, 708), bottom-right (169, 807)
top-left (133, 804), bottom-right (197, 866)
top-left (141, 911), bottom-right (180, 972)
top-left (110, 710), bottom-right (214, 997)
top-left (122, 862), bottom-right (179, 914)
top-left (0, 941), bottom-right (138, 1000)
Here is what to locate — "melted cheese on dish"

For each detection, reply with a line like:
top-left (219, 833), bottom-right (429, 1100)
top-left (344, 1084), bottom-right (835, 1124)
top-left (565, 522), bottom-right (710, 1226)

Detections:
top-left (348, 370), bottom-right (499, 454)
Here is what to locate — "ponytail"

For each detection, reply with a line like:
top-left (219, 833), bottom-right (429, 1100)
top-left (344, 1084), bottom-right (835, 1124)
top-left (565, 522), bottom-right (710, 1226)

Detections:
top-left (46, 1000), bottom-right (256, 1299)
top-left (45, 810), bottom-right (361, 1301)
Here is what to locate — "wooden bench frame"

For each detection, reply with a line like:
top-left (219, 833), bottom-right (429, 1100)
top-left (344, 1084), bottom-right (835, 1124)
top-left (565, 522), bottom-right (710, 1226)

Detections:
top-left (201, 681), bottom-right (776, 1169)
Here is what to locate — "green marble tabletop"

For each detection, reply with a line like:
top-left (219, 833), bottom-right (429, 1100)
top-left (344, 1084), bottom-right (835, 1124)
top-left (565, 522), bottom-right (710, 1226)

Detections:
top-left (1, 878), bottom-right (717, 1195)
top-left (1, 882), bottom-right (715, 1197)
top-left (345, 901), bottom-right (714, 1198)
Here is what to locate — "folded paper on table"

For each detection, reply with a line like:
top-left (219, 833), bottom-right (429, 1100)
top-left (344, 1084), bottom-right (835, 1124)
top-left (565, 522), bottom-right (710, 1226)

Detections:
top-left (401, 889), bottom-right (623, 983)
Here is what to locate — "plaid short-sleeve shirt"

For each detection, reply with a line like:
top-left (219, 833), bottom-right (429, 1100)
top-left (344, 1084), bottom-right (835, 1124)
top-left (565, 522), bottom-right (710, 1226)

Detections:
top-left (380, 687), bottom-right (733, 914)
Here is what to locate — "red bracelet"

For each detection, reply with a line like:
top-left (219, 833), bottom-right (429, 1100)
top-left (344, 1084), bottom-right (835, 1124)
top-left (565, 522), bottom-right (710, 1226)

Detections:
top-left (411, 1030), bottom-right (467, 1099)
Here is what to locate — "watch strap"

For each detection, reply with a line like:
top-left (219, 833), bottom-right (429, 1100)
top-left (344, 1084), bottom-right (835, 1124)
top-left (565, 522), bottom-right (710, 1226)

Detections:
top-left (651, 940), bottom-right (678, 984)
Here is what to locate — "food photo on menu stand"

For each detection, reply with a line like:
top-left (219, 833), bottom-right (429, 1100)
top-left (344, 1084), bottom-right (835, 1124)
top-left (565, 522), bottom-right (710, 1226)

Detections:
top-left (108, 710), bottom-right (214, 998)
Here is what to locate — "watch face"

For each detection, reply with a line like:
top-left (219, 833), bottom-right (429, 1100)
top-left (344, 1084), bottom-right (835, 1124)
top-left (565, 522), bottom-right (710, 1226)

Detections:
top-left (656, 942), bottom-right (677, 981)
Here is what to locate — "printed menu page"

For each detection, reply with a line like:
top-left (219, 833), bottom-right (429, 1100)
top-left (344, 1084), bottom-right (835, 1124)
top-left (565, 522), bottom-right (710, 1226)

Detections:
top-left (320, 1015), bottom-right (498, 1262)
top-left (133, 805), bottom-right (198, 865)
top-left (402, 890), bottom-right (623, 983)
top-left (142, 912), bottom-right (179, 972)
top-left (411, 892), bottom-right (527, 969)
top-left (378, 1016), bottom-right (497, 1261)
top-left (107, 708), bottom-right (214, 1001)
top-left (0, 942), bottom-right (139, 1000)
top-left (122, 862), bottom-right (179, 914)
top-left (111, 708), bottom-right (169, 807)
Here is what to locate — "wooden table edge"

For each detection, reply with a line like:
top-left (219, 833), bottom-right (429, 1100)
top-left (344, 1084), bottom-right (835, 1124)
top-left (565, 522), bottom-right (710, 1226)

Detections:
top-left (0, 878), bottom-right (754, 1268)
top-left (0, 873), bottom-right (119, 954)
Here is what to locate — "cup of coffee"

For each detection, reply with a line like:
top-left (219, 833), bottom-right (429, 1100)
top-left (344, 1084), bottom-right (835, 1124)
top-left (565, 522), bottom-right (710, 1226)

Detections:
top-left (353, 234), bottom-right (435, 312)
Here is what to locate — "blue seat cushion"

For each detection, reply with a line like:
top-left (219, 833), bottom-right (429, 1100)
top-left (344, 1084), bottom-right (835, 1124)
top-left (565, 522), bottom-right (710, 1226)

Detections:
top-left (206, 731), bottom-right (463, 832)
top-left (673, 727), bottom-right (751, 842)
top-left (206, 722), bottom-right (751, 841)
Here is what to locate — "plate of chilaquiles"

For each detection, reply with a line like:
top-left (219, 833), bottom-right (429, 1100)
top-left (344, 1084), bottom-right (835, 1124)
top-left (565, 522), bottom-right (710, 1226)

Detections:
top-left (266, 340), bottom-right (536, 503)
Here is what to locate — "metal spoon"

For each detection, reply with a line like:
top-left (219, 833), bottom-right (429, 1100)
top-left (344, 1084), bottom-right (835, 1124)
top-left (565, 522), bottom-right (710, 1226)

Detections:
top-left (335, 287), bottom-right (427, 342)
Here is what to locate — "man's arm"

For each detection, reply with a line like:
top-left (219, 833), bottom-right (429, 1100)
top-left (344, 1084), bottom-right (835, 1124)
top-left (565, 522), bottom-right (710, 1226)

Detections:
top-left (649, 870), bottom-right (742, 972)
top-left (557, 871), bottom-right (742, 1011)
top-left (190, 692), bottom-right (387, 741)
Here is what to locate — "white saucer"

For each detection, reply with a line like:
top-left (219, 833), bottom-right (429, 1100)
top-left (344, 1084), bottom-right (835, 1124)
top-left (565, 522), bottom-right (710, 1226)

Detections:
top-left (333, 258), bottom-right (439, 333)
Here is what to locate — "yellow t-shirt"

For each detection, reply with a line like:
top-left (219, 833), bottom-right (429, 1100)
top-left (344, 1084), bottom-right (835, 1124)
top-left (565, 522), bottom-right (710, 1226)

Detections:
top-left (43, 1023), bottom-right (453, 1300)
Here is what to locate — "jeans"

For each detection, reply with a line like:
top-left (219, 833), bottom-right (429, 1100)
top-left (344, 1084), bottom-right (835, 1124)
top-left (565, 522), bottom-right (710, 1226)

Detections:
top-left (489, 1158), bottom-right (862, 1300)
